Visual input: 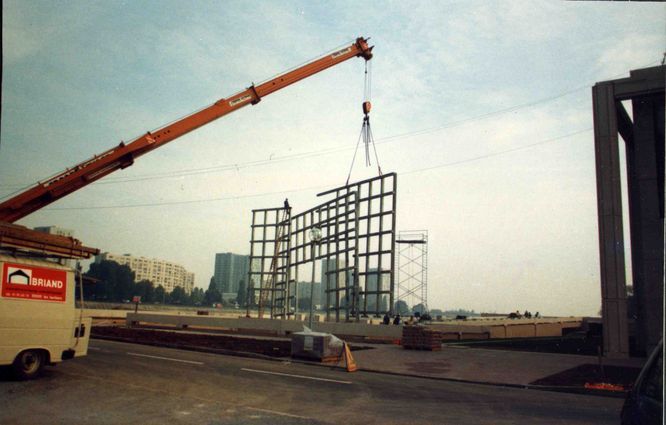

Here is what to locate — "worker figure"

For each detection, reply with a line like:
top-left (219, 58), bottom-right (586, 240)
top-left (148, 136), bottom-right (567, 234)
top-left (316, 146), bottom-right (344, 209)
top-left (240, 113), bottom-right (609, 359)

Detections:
top-left (393, 314), bottom-right (401, 325)
top-left (284, 198), bottom-right (291, 211)
top-left (382, 313), bottom-right (390, 325)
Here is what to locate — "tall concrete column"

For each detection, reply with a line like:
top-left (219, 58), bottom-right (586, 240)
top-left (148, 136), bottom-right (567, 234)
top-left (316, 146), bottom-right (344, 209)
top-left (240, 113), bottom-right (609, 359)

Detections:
top-left (593, 66), bottom-right (665, 358)
top-left (626, 93), bottom-right (665, 355)
top-left (592, 82), bottom-right (630, 358)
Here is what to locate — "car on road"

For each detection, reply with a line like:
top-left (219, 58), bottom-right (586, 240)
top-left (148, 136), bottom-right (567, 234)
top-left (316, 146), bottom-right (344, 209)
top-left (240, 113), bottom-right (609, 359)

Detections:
top-left (621, 339), bottom-right (663, 425)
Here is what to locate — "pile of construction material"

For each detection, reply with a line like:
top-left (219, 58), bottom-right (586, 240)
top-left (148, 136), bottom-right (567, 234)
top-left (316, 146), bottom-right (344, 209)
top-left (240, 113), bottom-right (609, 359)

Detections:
top-left (291, 329), bottom-right (344, 363)
top-left (402, 325), bottom-right (442, 351)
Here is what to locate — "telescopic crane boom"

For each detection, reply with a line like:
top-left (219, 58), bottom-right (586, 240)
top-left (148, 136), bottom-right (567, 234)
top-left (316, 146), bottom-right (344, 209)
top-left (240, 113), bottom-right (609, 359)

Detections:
top-left (0, 37), bottom-right (373, 223)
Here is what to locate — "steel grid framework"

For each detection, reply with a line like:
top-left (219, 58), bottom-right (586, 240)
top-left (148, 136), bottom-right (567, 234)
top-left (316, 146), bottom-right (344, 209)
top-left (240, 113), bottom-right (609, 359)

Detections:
top-left (396, 230), bottom-right (428, 313)
top-left (291, 191), bottom-right (359, 322)
top-left (246, 207), bottom-right (291, 318)
top-left (247, 172), bottom-right (397, 322)
top-left (317, 173), bottom-right (397, 320)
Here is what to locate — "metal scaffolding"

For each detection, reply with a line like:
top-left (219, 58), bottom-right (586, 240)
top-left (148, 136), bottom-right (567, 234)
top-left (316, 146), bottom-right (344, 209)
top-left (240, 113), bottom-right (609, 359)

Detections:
top-left (396, 230), bottom-right (428, 313)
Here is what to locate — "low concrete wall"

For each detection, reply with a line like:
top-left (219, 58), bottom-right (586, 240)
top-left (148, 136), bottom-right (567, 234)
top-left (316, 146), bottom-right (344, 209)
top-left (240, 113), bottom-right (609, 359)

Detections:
top-left (126, 313), bottom-right (403, 339)
top-left (83, 309), bottom-right (129, 319)
top-left (437, 319), bottom-right (583, 339)
top-left (125, 313), bottom-right (583, 340)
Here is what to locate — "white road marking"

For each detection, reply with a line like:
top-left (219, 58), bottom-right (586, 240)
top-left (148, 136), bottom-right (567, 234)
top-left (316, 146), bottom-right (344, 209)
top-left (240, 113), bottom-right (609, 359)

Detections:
top-left (87, 347), bottom-right (102, 351)
top-left (246, 407), bottom-right (312, 420)
top-left (241, 368), bottom-right (352, 384)
top-left (126, 352), bottom-right (204, 365)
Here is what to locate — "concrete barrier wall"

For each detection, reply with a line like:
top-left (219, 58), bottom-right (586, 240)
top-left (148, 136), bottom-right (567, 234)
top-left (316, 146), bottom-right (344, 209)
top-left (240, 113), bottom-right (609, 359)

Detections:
top-left (126, 313), bottom-right (403, 338)
top-left (431, 319), bottom-right (582, 339)
top-left (83, 309), bottom-right (129, 319)
top-left (125, 313), bottom-right (582, 340)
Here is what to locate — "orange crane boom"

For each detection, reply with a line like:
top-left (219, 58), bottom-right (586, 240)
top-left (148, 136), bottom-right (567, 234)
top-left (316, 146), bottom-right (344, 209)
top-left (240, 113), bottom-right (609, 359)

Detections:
top-left (0, 37), bottom-right (373, 223)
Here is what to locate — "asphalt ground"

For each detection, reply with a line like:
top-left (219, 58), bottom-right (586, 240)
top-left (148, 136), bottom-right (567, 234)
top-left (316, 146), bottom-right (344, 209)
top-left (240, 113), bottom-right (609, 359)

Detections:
top-left (0, 339), bottom-right (625, 425)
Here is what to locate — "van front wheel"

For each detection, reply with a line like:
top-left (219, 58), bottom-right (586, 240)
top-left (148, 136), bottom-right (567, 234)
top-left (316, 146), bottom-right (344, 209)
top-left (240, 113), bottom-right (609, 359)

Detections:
top-left (12, 350), bottom-right (45, 380)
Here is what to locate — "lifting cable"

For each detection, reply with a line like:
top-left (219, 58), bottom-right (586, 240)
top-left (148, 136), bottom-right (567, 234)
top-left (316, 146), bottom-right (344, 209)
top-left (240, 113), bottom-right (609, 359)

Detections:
top-left (346, 60), bottom-right (382, 185)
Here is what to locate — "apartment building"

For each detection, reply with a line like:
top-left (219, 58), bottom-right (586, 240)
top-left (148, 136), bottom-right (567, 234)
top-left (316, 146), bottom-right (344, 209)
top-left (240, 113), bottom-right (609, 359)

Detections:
top-left (95, 252), bottom-right (195, 294)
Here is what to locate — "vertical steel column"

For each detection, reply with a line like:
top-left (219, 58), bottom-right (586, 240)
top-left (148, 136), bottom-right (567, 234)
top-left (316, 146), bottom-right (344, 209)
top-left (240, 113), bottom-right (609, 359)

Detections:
top-left (390, 175), bottom-right (398, 315)
top-left (352, 192), bottom-right (361, 321)
top-left (246, 211), bottom-right (257, 317)
top-left (260, 211), bottom-right (268, 316)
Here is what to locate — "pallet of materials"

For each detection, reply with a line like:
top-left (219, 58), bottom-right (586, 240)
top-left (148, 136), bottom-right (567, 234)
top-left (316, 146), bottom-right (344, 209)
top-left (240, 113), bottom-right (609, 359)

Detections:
top-left (291, 331), bottom-right (344, 363)
top-left (402, 325), bottom-right (442, 351)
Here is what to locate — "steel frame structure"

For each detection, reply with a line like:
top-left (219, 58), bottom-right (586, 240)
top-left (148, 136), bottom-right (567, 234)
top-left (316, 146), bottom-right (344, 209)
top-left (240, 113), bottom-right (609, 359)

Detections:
top-left (246, 207), bottom-right (291, 318)
top-left (291, 191), bottom-right (359, 322)
top-left (247, 172), bottom-right (397, 322)
top-left (317, 173), bottom-right (397, 320)
top-left (396, 230), bottom-right (428, 313)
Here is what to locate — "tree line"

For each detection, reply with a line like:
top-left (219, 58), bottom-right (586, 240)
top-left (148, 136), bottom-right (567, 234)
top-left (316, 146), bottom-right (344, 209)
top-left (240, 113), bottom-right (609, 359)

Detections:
top-left (83, 260), bottom-right (239, 306)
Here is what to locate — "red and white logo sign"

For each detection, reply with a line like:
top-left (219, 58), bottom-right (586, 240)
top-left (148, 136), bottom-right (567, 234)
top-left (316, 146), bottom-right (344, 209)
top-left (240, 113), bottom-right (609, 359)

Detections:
top-left (2, 263), bottom-right (67, 302)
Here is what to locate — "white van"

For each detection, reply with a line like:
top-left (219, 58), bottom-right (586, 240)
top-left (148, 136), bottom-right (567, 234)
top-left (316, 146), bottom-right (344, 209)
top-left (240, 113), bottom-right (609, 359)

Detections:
top-left (0, 254), bottom-right (91, 379)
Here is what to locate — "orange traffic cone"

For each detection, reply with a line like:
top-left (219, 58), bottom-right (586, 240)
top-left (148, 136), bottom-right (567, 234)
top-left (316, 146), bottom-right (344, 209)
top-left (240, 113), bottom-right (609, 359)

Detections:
top-left (343, 342), bottom-right (358, 372)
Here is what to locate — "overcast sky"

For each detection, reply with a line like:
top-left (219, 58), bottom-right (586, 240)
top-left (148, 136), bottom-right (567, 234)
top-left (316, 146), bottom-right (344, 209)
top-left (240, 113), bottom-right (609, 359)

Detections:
top-left (2, 1), bottom-right (664, 316)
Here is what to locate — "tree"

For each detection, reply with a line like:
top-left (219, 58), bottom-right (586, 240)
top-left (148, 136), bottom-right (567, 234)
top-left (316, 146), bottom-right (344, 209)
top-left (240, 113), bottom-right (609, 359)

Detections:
top-left (394, 300), bottom-right (410, 315)
top-left (190, 287), bottom-right (204, 305)
top-left (412, 303), bottom-right (427, 315)
top-left (169, 286), bottom-right (189, 305)
top-left (84, 261), bottom-right (135, 302)
top-left (135, 280), bottom-right (155, 303)
top-left (154, 285), bottom-right (166, 304)
top-left (237, 280), bottom-right (247, 307)
top-left (203, 277), bottom-right (222, 306)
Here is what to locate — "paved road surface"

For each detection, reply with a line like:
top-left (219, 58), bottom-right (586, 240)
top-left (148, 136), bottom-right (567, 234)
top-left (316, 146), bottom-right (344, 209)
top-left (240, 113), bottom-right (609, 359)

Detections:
top-left (0, 340), bottom-right (624, 424)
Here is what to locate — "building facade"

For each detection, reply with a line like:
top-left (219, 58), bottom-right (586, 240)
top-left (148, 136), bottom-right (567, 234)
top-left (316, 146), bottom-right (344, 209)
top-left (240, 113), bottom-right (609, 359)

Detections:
top-left (296, 281), bottom-right (322, 306)
top-left (214, 253), bottom-right (249, 297)
top-left (95, 252), bottom-right (195, 294)
top-left (365, 268), bottom-right (390, 312)
top-left (33, 225), bottom-right (74, 237)
top-left (320, 258), bottom-right (355, 309)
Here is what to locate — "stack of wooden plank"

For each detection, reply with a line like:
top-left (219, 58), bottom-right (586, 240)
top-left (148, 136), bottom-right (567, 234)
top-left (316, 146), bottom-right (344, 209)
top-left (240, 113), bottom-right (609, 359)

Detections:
top-left (402, 325), bottom-right (442, 351)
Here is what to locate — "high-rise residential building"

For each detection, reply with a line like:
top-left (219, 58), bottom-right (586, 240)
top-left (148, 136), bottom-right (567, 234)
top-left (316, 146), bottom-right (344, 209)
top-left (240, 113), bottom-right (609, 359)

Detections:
top-left (320, 258), bottom-right (354, 308)
top-left (33, 225), bottom-right (74, 238)
top-left (365, 268), bottom-right (389, 312)
top-left (213, 253), bottom-right (249, 296)
top-left (95, 252), bottom-right (195, 294)
top-left (296, 281), bottom-right (322, 305)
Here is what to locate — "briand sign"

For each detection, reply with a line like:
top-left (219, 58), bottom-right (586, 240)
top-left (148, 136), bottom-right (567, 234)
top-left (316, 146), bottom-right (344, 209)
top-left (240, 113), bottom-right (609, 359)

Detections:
top-left (30, 277), bottom-right (64, 289)
top-left (2, 263), bottom-right (68, 302)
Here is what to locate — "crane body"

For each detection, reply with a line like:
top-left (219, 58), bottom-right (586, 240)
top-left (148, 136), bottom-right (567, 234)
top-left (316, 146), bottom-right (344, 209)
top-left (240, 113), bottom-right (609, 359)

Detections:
top-left (0, 37), bottom-right (373, 379)
top-left (0, 37), bottom-right (373, 224)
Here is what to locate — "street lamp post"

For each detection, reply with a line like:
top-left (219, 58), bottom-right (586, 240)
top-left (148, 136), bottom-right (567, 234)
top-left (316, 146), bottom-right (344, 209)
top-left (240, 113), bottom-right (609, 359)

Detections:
top-left (308, 226), bottom-right (322, 329)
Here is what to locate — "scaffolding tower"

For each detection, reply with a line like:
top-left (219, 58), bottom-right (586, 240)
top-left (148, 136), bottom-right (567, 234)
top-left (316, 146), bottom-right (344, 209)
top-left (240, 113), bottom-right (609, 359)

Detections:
top-left (396, 230), bottom-right (428, 313)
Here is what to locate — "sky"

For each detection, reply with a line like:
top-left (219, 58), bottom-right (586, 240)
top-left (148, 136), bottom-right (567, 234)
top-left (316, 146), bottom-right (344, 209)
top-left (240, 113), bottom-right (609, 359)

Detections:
top-left (1, 1), bottom-right (664, 316)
